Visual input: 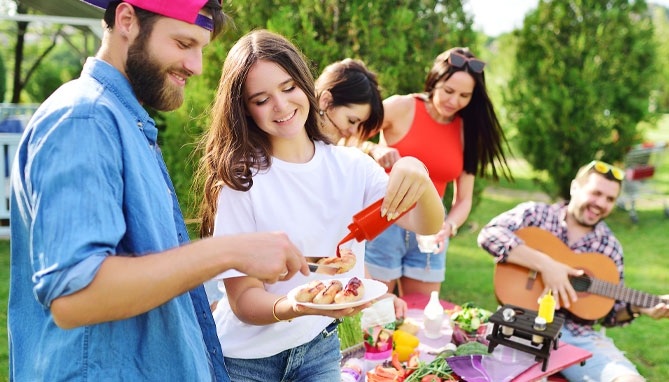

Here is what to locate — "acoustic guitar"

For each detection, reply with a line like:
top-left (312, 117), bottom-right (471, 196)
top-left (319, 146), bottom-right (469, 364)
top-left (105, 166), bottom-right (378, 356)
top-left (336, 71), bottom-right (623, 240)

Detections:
top-left (493, 226), bottom-right (666, 320)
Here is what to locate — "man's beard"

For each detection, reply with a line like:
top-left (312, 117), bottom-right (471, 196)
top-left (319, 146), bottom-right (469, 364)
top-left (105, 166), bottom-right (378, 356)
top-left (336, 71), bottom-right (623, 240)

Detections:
top-left (573, 204), bottom-right (600, 228)
top-left (126, 35), bottom-right (185, 111)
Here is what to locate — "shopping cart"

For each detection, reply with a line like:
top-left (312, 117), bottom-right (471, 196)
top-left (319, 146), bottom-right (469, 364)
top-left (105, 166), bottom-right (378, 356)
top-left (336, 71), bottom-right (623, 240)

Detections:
top-left (616, 141), bottom-right (669, 223)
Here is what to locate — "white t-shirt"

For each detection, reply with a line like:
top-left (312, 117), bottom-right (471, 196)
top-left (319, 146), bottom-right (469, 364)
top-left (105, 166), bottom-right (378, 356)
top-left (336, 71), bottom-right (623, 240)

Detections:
top-left (212, 141), bottom-right (387, 358)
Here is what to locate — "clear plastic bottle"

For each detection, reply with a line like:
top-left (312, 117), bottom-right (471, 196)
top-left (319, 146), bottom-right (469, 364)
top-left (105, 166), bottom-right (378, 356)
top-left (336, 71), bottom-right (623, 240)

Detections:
top-left (423, 291), bottom-right (445, 339)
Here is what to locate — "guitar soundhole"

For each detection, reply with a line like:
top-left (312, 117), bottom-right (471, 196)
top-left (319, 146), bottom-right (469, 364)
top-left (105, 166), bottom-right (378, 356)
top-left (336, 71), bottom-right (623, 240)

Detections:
top-left (570, 274), bottom-right (592, 292)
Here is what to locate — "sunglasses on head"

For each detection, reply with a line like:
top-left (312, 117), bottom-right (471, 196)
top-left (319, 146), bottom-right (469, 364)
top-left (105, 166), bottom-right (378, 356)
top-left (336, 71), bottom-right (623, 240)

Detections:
top-left (586, 160), bottom-right (625, 181)
top-left (448, 52), bottom-right (486, 73)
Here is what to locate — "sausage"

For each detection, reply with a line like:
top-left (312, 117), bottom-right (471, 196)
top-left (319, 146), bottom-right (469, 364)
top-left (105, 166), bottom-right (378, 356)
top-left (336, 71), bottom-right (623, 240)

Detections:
top-left (317, 249), bottom-right (356, 274)
top-left (293, 280), bottom-right (326, 302)
top-left (312, 280), bottom-right (344, 304)
top-left (334, 277), bottom-right (365, 304)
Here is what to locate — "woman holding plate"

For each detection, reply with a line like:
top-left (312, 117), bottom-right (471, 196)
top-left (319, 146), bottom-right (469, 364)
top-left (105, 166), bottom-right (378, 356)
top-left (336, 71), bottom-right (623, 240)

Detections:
top-left (195, 30), bottom-right (444, 381)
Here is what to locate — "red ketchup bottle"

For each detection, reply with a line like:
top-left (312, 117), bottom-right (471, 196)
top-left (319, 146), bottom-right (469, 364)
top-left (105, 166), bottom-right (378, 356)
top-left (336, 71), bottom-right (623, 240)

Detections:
top-left (336, 198), bottom-right (416, 256)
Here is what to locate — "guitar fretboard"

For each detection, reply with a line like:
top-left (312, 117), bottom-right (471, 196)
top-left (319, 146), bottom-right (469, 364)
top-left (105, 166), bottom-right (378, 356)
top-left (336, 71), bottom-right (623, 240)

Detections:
top-left (577, 275), bottom-right (665, 308)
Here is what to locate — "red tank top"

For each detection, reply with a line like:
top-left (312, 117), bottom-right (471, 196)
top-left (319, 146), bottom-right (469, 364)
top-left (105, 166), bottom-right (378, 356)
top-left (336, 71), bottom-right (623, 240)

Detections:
top-left (390, 98), bottom-right (463, 197)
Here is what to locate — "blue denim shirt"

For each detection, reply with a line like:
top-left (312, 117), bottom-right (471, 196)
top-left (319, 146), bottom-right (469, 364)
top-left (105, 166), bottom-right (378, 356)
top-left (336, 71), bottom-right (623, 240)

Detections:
top-left (8, 58), bottom-right (229, 381)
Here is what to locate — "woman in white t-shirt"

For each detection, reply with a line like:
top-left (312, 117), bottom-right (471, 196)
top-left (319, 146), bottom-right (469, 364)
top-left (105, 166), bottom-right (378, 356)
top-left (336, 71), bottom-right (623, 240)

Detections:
top-left (196, 29), bottom-right (444, 381)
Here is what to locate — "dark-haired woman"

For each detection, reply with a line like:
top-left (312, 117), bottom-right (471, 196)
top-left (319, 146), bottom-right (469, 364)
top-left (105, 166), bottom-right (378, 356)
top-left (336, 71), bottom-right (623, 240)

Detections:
top-left (315, 58), bottom-right (384, 145)
top-left (364, 47), bottom-right (512, 296)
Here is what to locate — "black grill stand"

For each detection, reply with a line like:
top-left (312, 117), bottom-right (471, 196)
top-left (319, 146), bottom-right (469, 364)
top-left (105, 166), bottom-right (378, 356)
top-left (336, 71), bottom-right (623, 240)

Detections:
top-left (486, 304), bottom-right (565, 372)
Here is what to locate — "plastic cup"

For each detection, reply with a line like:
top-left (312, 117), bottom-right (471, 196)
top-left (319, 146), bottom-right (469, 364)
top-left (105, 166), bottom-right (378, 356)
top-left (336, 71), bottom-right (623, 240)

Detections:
top-left (416, 234), bottom-right (438, 253)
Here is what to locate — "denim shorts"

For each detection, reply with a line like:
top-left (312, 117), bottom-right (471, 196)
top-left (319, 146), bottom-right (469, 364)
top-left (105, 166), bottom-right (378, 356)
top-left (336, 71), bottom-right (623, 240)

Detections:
top-left (365, 224), bottom-right (448, 283)
top-left (559, 327), bottom-right (643, 381)
top-left (223, 320), bottom-right (342, 381)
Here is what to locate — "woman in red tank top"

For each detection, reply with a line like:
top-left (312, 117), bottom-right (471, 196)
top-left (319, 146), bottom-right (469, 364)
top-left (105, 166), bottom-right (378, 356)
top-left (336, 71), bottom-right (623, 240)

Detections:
top-left (363, 48), bottom-right (513, 297)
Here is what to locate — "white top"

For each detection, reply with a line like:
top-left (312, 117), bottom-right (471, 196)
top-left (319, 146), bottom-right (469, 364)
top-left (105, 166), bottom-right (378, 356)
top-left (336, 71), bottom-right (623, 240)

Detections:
top-left (212, 141), bottom-right (388, 358)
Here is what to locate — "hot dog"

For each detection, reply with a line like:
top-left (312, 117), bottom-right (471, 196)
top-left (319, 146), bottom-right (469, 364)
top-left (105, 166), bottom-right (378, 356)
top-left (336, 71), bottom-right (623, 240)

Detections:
top-left (312, 280), bottom-right (344, 304)
top-left (334, 277), bottom-right (365, 304)
top-left (293, 280), bottom-right (326, 302)
top-left (317, 248), bottom-right (356, 274)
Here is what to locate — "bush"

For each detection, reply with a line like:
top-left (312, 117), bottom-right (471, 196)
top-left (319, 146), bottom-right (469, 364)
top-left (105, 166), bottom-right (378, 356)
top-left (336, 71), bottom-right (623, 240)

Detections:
top-left (506, 0), bottom-right (657, 199)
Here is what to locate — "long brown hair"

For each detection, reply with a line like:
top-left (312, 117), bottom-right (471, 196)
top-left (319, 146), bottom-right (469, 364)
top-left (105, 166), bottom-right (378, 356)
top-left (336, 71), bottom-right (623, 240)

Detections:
top-left (196, 30), bottom-right (331, 237)
top-left (424, 47), bottom-right (512, 181)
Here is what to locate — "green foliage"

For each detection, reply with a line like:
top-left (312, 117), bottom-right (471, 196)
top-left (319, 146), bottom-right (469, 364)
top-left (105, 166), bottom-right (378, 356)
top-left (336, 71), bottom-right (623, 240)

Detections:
top-left (650, 4), bottom-right (669, 112)
top-left (162, 0), bottom-right (478, 220)
top-left (443, 177), bottom-right (487, 214)
top-left (0, 50), bottom-right (6, 103)
top-left (23, 43), bottom-right (82, 102)
top-left (506, 0), bottom-right (657, 199)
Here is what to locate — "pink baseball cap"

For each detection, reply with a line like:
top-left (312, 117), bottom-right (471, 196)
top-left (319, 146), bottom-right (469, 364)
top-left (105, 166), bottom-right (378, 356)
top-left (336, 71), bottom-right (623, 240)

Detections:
top-left (81, 0), bottom-right (215, 31)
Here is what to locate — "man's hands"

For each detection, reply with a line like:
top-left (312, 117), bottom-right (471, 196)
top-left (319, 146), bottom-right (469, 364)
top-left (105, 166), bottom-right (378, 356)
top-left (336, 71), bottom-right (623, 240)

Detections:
top-left (229, 232), bottom-right (310, 284)
top-left (538, 256), bottom-right (584, 309)
top-left (640, 296), bottom-right (669, 319)
top-left (507, 244), bottom-right (585, 310)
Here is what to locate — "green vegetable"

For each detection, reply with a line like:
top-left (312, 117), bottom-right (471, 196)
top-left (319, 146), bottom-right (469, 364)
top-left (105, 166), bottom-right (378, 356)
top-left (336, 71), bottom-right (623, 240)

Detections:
top-left (454, 341), bottom-right (490, 356)
top-left (449, 302), bottom-right (492, 333)
top-left (338, 314), bottom-right (363, 350)
top-left (404, 354), bottom-right (455, 382)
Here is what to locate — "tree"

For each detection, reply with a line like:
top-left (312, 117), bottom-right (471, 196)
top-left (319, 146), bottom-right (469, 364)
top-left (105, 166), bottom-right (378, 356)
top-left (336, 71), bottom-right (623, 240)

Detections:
top-left (163, 0), bottom-right (479, 219)
top-left (506, 0), bottom-right (657, 199)
top-left (0, 50), bottom-right (6, 102)
top-left (10, 1), bottom-right (29, 103)
top-left (650, 3), bottom-right (669, 112)
top-left (23, 38), bottom-right (82, 101)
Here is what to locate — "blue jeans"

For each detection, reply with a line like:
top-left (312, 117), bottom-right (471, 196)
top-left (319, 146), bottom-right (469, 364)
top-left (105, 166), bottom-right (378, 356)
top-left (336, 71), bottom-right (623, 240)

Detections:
top-left (224, 321), bottom-right (342, 381)
top-left (559, 327), bottom-right (642, 381)
top-left (365, 224), bottom-right (448, 282)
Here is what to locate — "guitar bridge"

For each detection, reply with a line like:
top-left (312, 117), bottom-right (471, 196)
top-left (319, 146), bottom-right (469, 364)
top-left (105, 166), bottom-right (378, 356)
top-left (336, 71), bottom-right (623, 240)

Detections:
top-left (526, 270), bottom-right (537, 291)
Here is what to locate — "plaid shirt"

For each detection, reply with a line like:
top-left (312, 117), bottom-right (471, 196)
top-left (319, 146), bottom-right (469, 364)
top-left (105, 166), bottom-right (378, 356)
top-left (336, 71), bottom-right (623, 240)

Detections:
top-left (478, 201), bottom-right (634, 336)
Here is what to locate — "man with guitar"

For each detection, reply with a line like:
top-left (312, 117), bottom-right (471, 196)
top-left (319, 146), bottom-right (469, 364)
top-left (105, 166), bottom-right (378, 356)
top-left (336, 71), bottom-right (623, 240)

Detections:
top-left (478, 160), bottom-right (669, 382)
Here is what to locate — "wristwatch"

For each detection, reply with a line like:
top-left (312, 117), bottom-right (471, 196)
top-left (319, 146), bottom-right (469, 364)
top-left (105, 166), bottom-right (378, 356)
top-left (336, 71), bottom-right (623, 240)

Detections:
top-left (446, 220), bottom-right (458, 237)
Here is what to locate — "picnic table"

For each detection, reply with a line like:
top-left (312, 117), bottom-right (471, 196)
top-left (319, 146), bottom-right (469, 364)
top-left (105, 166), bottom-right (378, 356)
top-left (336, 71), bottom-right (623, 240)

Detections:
top-left (400, 293), bottom-right (592, 382)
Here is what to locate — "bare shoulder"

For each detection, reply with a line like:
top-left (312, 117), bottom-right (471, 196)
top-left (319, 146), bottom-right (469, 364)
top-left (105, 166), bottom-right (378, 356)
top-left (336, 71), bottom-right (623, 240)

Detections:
top-left (381, 94), bottom-right (418, 141)
top-left (383, 94), bottom-right (415, 122)
top-left (383, 94), bottom-right (415, 109)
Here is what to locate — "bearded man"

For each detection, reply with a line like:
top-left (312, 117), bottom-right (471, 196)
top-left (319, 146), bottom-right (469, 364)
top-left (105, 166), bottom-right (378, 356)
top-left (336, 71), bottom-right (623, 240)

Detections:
top-left (478, 160), bottom-right (669, 381)
top-left (8, 1), bottom-right (309, 381)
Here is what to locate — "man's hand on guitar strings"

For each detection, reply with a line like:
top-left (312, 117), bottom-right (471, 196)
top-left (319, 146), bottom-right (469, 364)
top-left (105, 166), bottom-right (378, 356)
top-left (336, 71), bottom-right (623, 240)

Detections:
top-left (540, 259), bottom-right (584, 309)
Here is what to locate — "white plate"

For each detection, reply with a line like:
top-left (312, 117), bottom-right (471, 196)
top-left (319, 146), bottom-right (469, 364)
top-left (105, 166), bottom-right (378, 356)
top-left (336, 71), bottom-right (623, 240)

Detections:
top-left (286, 278), bottom-right (388, 310)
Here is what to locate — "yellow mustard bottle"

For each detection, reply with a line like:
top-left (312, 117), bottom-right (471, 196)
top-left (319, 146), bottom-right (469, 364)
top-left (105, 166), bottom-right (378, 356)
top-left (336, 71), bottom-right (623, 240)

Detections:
top-left (538, 290), bottom-right (556, 323)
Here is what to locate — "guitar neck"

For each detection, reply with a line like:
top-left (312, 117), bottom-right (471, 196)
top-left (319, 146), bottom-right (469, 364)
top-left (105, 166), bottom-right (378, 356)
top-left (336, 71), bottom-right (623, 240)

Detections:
top-left (585, 277), bottom-right (664, 308)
